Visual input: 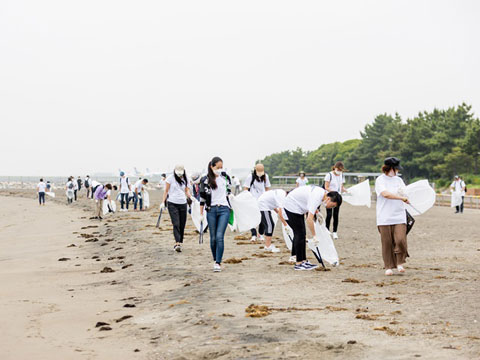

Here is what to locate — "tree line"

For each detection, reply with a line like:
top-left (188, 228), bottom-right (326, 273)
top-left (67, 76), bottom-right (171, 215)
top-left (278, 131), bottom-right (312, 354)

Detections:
top-left (259, 103), bottom-right (480, 182)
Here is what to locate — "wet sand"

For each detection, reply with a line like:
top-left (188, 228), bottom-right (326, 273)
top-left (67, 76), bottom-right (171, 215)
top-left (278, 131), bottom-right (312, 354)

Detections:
top-left (0, 189), bottom-right (479, 359)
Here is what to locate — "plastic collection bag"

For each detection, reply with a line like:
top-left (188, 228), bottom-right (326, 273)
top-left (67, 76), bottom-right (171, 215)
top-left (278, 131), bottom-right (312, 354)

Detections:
top-left (190, 198), bottom-right (208, 233)
top-left (229, 191), bottom-right (261, 233)
top-left (143, 190), bottom-right (150, 208)
top-left (404, 179), bottom-right (436, 215)
top-left (451, 191), bottom-right (462, 208)
top-left (66, 190), bottom-right (74, 199)
top-left (343, 179), bottom-right (371, 208)
top-left (309, 216), bottom-right (339, 266)
top-left (102, 200), bottom-right (116, 215)
top-left (46, 192), bottom-right (55, 198)
top-left (282, 224), bottom-right (294, 250)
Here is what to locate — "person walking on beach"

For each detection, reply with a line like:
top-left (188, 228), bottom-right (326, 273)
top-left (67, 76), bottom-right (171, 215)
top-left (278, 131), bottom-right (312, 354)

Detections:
top-left (232, 176), bottom-right (241, 195)
top-left (450, 175), bottom-right (466, 214)
top-left (66, 177), bottom-right (75, 204)
top-left (283, 185), bottom-right (342, 270)
top-left (133, 178), bottom-right (148, 211)
top-left (199, 157), bottom-right (232, 273)
top-left (84, 175), bottom-right (91, 198)
top-left (37, 178), bottom-right (46, 206)
top-left (93, 183), bottom-right (115, 220)
top-left (77, 176), bottom-right (83, 193)
top-left (161, 165), bottom-right (192, 252)
top-left (243, 164), bottom-right (271, 242)
top-left (296, 171), bottom-right (308, 187)
top-left (73, 176), bottom-right (78, 201)
top-left (375, 157), bottom-right (410, 276)
top-left (191, 172), bottom-right (201, 201)
top-left (118, 171), bottom-right (131, 212)
top-left (324, 161), bottom-right (348, 240)
top-left (257, 189), bottom-right (290, 253)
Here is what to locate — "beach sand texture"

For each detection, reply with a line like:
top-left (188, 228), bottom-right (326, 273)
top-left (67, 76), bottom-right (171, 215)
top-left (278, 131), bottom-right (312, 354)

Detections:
top-left (0, 189), bottom-right (479, 359)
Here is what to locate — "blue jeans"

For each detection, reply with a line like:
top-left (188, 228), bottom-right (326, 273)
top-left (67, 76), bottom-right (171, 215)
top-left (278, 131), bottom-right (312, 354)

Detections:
top-left (134, 192), bottom-right (143, 210)
top-left (206, 205), bottom-right (230, 264)
top-left (120, 193), bottom-right (129, 209)
top-left (38, 192), bottom-right (45, 204)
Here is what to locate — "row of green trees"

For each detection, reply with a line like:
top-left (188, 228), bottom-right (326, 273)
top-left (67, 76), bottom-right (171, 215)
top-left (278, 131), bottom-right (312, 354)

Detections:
top-left (259, 103), bottom-right (480, 181)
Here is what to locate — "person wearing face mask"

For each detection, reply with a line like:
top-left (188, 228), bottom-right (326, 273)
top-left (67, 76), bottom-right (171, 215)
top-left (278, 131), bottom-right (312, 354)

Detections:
top-left (161, 165), bottom-right (192, 252)
top-left (243, 164), bottom-right (271, 242)
top-left (191, 172), bottom-right (201, 201)
top-left (324, 161), bottom-right (348, 240)
top-left (118, 171), bottom-right (131, 212)
top-left (296, 171), bottom-right (309, 187)
top-left (199, 156), bottom-right (232, 272)
top-left (375, 157), bottom-right (410, 276)
top-left (283, 185), bottom-right (342, 270)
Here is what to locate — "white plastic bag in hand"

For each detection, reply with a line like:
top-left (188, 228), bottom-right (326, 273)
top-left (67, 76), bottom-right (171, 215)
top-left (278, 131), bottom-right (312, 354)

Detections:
top-left (282, 225), bottom-right (294, 250)
top-left (310, 216), bottom-right (339, 266)
top-left (343, 179), bottom-right (371, 208)
top-left (451, 191), bottom-right (462, 208)
top-left (190, 198), bottom-right (208, 233)
top-left (404, 179), bottom-right (436, 215)
top-left (229, 191), bottom-right (261, 233)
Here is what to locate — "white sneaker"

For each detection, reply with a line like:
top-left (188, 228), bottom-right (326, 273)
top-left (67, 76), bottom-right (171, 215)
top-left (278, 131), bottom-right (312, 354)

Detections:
top-left (213, 263), bottom-right (221, 272)
top-left (397, 265), bottom-right (405, 273)
top-left (288, 255), bottom-right (296, 263)
top-left (250, 236), bottom-right (257, 242)
top-left (259, 235), bottom-right (265, 242)
top-left (385, 269), bottom-right (393, 276)
top-left (332, 232), bottom-right (338, 240)
top-left (264, 245), bottom-right (280, 253)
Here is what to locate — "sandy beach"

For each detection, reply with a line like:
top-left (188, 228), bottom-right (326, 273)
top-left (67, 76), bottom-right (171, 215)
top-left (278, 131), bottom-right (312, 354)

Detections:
top-left (1, 189), bottom-right (479, 359)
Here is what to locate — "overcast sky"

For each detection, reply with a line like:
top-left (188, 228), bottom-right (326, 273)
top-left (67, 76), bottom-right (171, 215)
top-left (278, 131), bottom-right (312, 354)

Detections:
top-left (1, 0), bottom-right (479, 176)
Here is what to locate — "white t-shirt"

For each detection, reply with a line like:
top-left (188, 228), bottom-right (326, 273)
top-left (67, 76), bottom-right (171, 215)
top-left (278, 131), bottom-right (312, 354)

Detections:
top-left (375, 174), bottom-right (407, 226)
top-left (119, 177), bottom-right (130, 194)
top-left (211, 176), bottom-right (229, 207)
top-left (105, 189), bottom-right (111, 198)
top-left (37, 182), bottom-right (47, 192)
top-left (134, 180), bottom-right (143, 193)
top-left (451, 180), bottom-right (466, 196)
top-left (243, 174), bottom-right (271, 199)
top-left (166, 174), bottom-right (188, 204)
top-left (91, 180), bottom-right (100, 188)
top-left (66, 181), bottom-right (75, 190)
top-left (296, 177), bottom-right (308, 187)
top-left (258, 189), bottom-right (286, 212)
top-left (325, 171), bottom-right (345, 192)
top-left (284, 185), bottom-right (325, 215)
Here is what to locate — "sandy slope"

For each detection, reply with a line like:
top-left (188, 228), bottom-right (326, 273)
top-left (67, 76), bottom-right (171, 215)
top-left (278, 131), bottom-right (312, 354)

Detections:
top-left (0, 189), bottom-right (479, 359)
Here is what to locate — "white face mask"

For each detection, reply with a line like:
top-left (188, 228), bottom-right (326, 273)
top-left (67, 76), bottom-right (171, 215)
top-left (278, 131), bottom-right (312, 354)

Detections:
top-left (175, 170), bottom-right (184, 177)
top-left (335, 170), bottom-right (342, 175)
top-left (213, 168), bottom-right (223, 176)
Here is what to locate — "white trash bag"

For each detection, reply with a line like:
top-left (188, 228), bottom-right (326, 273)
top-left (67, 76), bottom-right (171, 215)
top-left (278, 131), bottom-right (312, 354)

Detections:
top-left (308, 216), bottom-right (339, 266)
top-left (404, 179), bottom-right (436, 216)
top-left (451, 191), bottom-right (462, 208)
top-left (190, 198), bottom-right (208, 233)
top-left (343, 179), bottom-right (371, 208)
top-left (143, 190), bottom-right (150, 209)
top-left (229, 191), bottom-right (261, 233)
top-left (282, 223), bottom-right (294, 250)
top-left (46, 192), bottom-right (55, 198)
top-left (103, 200), bottom-right (117, 215)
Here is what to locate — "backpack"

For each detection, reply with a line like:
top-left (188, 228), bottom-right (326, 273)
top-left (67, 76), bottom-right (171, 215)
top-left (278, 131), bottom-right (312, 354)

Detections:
top-left (68, 182), bottom-right (74, 189)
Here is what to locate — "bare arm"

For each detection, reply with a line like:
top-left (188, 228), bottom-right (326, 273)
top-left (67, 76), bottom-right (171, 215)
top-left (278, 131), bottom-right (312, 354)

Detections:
top-left (380, 191), bottom-right (409, 203)
top-left (274, 208), bottom-right (288, 227)
top-left (324, 181), bottom-right (331, 192)
top-left (162, 183), bottom-right (170, 203)
top-left (306, 212), bottom-right (316, 237)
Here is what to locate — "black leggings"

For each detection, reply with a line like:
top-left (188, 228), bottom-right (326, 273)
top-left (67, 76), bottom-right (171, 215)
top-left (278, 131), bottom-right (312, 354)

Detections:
top-left (326, 204), bottom-right (341, 232)
top-left (285, 209), bottom-right (307, 262)
top-left (168, 202), bottom-right (188, 244)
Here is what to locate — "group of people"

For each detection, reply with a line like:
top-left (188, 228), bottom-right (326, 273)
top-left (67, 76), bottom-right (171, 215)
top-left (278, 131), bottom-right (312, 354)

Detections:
top-left (35, 156), bottom-right (452, 277)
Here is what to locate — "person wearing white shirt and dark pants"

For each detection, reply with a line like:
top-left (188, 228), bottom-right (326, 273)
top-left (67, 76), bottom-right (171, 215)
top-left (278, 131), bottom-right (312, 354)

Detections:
top-left (450, 175), bottom-right (466, 214)
top-left (296, 172), bottom-right (308, 187)
top-left (324, 161), bottom-right (347, 239)
top-left (118, 171), bottom-right (131, 211)
top-left (133, 179), bottom-right (148, 211)
top-left (161, 165), bottom-right (192, 252)
top-left (199, 157), bottom-right (232, 273)
top-left (257, 189), bottom-right (289, 253)
top-left (283, 185), bottom-right (342, 270)
top-left (375, 157), bottom-right (410, 276)
top-left (243, 164), bottom-right (271, 242)
top-left (37, 178), bottom-right (46, 205)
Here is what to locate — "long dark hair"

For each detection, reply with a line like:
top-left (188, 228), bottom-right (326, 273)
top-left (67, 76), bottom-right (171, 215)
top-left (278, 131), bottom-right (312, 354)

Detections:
top-left (252, 169), bottom-right (266, 183)
top-left (208, 156), bottom-right (223, 190)
top-left (174, 171), bottom-right (188, 186)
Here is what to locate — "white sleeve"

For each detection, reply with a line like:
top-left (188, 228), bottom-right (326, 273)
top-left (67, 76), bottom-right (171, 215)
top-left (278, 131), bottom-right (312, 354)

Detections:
top-left (307, 189), bottom-right (323, 215)
top-left (296, 178), bottom-right (300, 184)
top-left (325, 173), bottom-right (331, 182)
top-left (342, 175), bottom-right (346, 184)
top-left (265, 174), bottom-right (271, 187)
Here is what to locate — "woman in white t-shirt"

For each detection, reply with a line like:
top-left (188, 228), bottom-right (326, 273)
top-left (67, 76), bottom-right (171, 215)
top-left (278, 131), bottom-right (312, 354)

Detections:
top-left (161, 165), bottom-right (192, 252)
top-left (324, 161), bottom-right (348, 239)
top-left (199, 157), bottom-right (232, 273)
top-left (375, 157), bottom-right (410, 276)
top-left (37, 178), bottom-right (46, 205)
top-left (243, 163), bottom-right (271, 241)
top-left (296, 172), bottom-right (308, 187)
